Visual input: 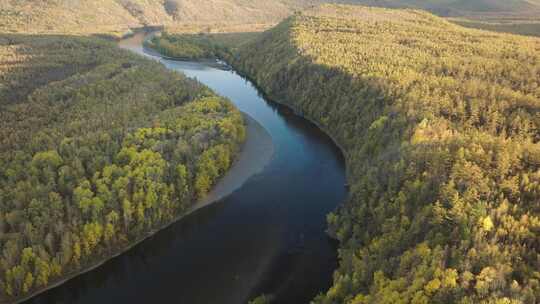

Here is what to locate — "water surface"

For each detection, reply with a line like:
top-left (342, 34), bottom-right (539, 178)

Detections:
top-left (24, 32), bottom-right (347, 304)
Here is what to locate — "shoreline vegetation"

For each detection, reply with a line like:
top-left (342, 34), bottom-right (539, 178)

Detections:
top-left (142, 31), bottom-right (259, 61)
top-left (0, 34), bottom-right (247, 303)
top-left (1, 112), bottom-right (272, 304)
top-left (151, 4), bottom-right (540, 304)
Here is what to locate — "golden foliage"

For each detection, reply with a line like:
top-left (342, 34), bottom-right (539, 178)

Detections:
top-left (233, 4), bottom-right (540, 303)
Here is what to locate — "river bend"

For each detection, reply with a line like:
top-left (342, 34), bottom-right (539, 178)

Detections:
top-left (24, 32), bottom-right (347, 304)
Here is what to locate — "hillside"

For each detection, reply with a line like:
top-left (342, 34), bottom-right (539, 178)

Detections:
top-left (2, 0), bottom-right (539, 36)
top-left (341, 0), bottom-right (540, 15)
top-left (449, 17), bottom-right (540, 37)
top-left (0, 34), bottom-right (245, 302)
top-left (0, 0), bottom-right (323, 35)
top-left (338, 0), bottom-right (540, 36)
top-left (230, 4), bottom-right (540, 304)
top-left (0, 0), bottom-right (143, 36)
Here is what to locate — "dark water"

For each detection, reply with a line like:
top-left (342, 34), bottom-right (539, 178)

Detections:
top-left (24, 33), bottom-right (347, 304)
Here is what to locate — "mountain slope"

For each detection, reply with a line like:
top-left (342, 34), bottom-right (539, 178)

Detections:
top-left (341, 0), bottom-right (540, 15)
top-left (0, 0), bottom-right (323, 35)
top-left (232, 4), bottom-right (540, 303)
top-left (161, 0), bottom-right (318, 24)
top-left (2, 0), bottom-right (538, 36)
top-left (0, 0), bottom-right (143, 35)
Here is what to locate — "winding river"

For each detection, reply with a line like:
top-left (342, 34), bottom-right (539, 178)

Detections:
top-left (23, 33), bottom-right (347, 304)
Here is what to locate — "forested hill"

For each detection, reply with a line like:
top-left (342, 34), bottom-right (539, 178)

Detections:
top-left (0, 0), bottom-right (322, 35)
top-left (232, 4), bottom-right (540, 304)
top-left (0, 34), bottom-right (245, 301)
top-left (2, 0), bottom-right (538, 36)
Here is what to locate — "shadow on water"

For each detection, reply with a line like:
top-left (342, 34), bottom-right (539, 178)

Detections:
top-left (24, 32), bottom-right (347, 304)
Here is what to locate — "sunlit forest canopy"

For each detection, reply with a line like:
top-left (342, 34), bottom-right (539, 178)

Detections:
top-left (0, 34), bottom-right (245, 299)
top-left (232, 4), bottom-right (540, 303)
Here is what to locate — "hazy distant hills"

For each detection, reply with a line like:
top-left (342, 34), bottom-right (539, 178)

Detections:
top-left (161, 0), bottom-right (321, 23)
top-left (1, 0), bottom-right (538, 35)
top-left (340, 0), bottom-right (540, 15)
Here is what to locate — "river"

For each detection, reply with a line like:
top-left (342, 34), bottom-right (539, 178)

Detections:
top-left (23, 32), bottom-right (347, 304)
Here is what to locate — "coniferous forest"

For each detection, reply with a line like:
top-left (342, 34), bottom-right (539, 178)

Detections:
top-left (0, 34), bottom-right (245, 300)
top-left (228, 5), bottom-right (540, 304)
top-left (145, 32), bottom-right (227, 60)
top-left (1, 1), bottom-right (540, 304)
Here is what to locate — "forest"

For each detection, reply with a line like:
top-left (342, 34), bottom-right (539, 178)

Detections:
top-left (0, 34), bottom-right (245, 300)
top-left (145, 32), bottom-right (229, 60)
top-left (2, 1), bottom-right (540, 303)
top-left (226, 4), bottom-right (540, 304)
top-left (145, 30), bottom-right (263, 61)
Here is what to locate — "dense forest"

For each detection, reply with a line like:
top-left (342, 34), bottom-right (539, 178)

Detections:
top-left (0, 34), bottom-right (245, 301)
top-left (146, 31), bottom-right (258, 61)
top-left (145, 32), bottom-right (228, 60)
top-left (226, 5), bottom-right (540, 304)
top-left (2, 1), bottom-right (540, 303)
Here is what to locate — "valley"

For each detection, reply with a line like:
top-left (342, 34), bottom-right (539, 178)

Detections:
top-left (0, 1), bottom-right (539, 304)
top-left (230, 5), bottom-right (540, 303)
top-left (1, 0), bottom-right (539, 36)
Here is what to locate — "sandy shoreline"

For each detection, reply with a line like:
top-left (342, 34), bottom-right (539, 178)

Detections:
top-left (2, 113), bottom-right (274, 304)
top-left (196, 113), bottom-right (274, 208)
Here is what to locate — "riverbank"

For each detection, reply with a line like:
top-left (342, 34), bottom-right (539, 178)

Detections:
top-left (197, 114), bottom-right (274, 208)
top-left (146, 44), bottom-right (350, 184)
top-left (14, 31), bottom-right (347, 304)
top-left (143, 36), bottom-right (351, 242)
top-left (227, 62), bottom-right (351, 182)
top-left (2, 110), bottom-right (273, 304)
